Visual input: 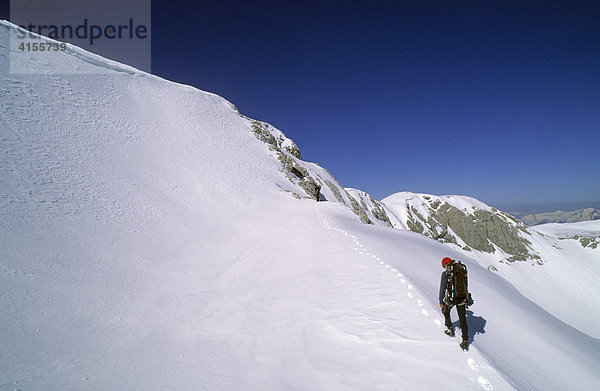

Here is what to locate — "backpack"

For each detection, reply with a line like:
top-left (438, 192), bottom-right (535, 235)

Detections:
top-left (446, 261), bottom-right (470, 305)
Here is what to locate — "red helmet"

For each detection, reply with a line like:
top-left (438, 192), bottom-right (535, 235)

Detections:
top-left (442, 257), bottom-right (453, 267)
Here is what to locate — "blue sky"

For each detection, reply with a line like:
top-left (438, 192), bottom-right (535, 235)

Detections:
top-left (3, 1), bottom-right (599, 212)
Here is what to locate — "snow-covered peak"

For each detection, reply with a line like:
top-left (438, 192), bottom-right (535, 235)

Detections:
top-left (382, 191), bottom-right (528, 261)
top-left (383, 191), bottom-right (494, 220)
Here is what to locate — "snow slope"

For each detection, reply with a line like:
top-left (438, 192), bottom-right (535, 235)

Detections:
top-left (382, 191), bottom-right (600, 339)
top-left (534, 219), bottom-right (600, 239)
top-left (1, 20), bottom-right (599, 390)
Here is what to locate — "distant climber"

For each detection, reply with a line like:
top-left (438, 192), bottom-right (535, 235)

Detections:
top-left (314, 184), bottom-right (321, 201)
top-left (439, 257), bottom-right (474, 350)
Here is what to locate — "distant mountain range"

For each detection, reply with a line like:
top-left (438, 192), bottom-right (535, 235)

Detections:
top-left (515, 208), bottom-right (600, 226)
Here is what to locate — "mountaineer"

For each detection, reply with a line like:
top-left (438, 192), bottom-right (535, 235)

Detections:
top-left (439, 257), bottom-right (473, 350)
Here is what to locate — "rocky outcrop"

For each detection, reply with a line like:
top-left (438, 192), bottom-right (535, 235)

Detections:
top-left (382, 193), bottom-right (541, 263)
top-left (345, 188), bottom-right (393, 227)
top-left (560, 235), bottom-right (600, 249)
top-left (248, 119), bottom-right (390, 226)
top-left (250, 120), bottom-right (319, 198)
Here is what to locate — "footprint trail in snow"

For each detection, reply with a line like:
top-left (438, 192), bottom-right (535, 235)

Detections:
top-left (315, 203), bottom-right (498, 391)
top-left (314, 204), bottom-right (442, 327)
top-left (467, 358), bottom-right (495, 390)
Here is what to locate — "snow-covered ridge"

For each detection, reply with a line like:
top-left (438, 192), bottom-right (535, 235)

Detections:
top-left (1, 19), bottom-right (383, 226)
top-left (383, 191), bottom-right (494, 218)
top-left (246, 118), bottom-right (391, 224)
top-left (2, 19), bottom-right (145, 75)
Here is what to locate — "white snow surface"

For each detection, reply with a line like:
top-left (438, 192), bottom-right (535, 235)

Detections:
top-left (533, 220), bottom-right (600, 237)
top-left (1, 21), bottom-right (600, 390)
